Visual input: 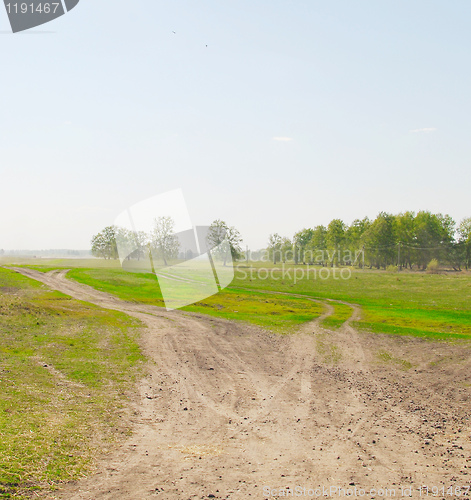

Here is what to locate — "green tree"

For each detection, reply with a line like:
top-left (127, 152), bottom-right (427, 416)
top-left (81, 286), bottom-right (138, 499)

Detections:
top-left (326, 219), bottom-right (346, 266)
top-left (151, 216), bottom-right (179, 266)
top-left (133, 230), bottom-right (150, 260)
top-left (345, 218), bottom-right (370, 267)
top-left (413, 211), bottom-right (454, 269)
top-left (115, 227), bottom-right (149, 261)
top-left (393, 212), bottom-right (415, 269)
top-left (307, 225), bottom-right (327, 265)
top-left (267, 233), bottom-right (283, 264)
top-left (346, 218), bottom-right (370, 248)
top-left (293, 228), bottom-right (314, 264)
top-left (361, 213), bottom-right (396, 269)
top-left (280, 237), bottom-right (293, 263)
top-left (458, 217), bottom-right (471, 270)
top-left (91, 226), bottom-right (118, 260)
top-left (207, 220), bottom-right (243, 265)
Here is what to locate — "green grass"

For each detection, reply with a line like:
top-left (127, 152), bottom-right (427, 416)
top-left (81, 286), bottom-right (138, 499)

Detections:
top-left (230, 263), bottom-right (471, 339)
top-left (6, 258), bottom-right (471, 339)
top-left (0, 258), bottom-right (120, 273)
top-left (63, 265), bottom-right (471, 338)
top-left (63, 268), bottom-right (324, 333)
top-left (0, 268), bottom-right (144, 498)
top-left (186, 288), bottom-right (324, 332)
top-left (67, 268), bottom-right (165, 307)
top-left (320, 302), bottom-right (353, 330)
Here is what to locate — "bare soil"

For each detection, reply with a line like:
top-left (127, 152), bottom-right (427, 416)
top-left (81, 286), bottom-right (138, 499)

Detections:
top-left (12, 268), bottom-right (471, 499)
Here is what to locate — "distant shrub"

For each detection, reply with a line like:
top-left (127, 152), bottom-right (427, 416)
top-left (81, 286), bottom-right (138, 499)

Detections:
top-left (426, 259), bottom-right (440, 274)
top-left (386, 265), bottom-right (398, 273)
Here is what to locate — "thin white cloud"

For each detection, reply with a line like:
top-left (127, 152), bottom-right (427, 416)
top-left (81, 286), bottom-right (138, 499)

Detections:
top-left (409, 127), bottom-right (437, 134)
top-left (272, 137), bottom-right (293, 142)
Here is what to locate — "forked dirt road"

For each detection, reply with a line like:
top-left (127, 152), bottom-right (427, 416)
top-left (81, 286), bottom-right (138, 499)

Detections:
top-left (13, 268), bottom-right (471, 499)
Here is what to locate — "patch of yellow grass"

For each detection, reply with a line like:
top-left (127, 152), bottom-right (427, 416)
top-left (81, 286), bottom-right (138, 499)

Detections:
top-left (168, 443), bottom-right (224, 459)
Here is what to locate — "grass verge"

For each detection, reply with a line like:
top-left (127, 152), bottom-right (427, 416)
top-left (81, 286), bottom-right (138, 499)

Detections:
top-left (0, 268), bottom-right (144, 498)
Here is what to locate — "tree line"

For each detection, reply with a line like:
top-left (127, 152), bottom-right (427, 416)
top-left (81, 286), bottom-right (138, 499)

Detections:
top-left (91, 211), bottom-right (471, 271)
top-left (267, 211), bottom-right (471, 270)
top-left (91, 218), bottom-right (243, 266)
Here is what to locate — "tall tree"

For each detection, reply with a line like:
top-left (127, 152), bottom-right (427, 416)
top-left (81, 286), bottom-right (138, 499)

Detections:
top-left (393, 212), bottom-right (415, 269)
top-left (91, 226), bottom-right (118, 260)
top-left (115, 227), bottom-right (149, 261)
top-left (307, 225), bottom-right (327, 265)
top-left (293, 228), bottom-right (314, 264)
top-left (361, 213), bottom-right (396, 269)
top-left (207, 219), bottom-right (243, 265)
top-left (280, 237), bottom-right (293, 263)
top-left (267, 233), bottom-right (283, 264)
top-left (413, 211), bottom-right (454, 269)
top-left (326, 219), bottom-right (346, 266)
top-left (151, 216), bottom-right (179, 266)
top-left (346, 218), bottom-right (370, 248)
top-left (345, 218), bottom-right (370, 267)
top-left (458, 217), bottom-right (471, 270)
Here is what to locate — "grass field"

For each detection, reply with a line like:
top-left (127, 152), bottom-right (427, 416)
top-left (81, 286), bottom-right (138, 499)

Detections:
top-left (0, 267), bottom-right (144, 498)
top-left (1, 258), bottom-right (471, 497)
top-left (62, 268), bottom-right (325, 333)
top-left (231, 263), bottom-right (471, 339)
top-left (6, 258), bottom-right (471, 339)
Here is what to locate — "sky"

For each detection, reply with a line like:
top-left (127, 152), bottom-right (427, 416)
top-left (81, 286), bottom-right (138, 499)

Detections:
top-left (1, 0), bottom-right (470, 250)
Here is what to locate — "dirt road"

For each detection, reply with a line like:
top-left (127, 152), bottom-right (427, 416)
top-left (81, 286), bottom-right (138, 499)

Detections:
top-left (13, 268), bottom-right (471, 499)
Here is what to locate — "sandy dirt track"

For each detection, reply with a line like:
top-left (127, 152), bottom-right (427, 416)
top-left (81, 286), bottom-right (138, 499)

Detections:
top-left (12, 268), bottom-right (471, 499)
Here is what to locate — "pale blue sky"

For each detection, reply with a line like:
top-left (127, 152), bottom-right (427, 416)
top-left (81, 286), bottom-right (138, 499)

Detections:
top-left (1, 1), bottom-right (470, 249)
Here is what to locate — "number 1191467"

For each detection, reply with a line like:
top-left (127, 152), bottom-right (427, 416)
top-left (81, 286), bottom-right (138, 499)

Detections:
top-left (5, 3), bottom-right (60, 14)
